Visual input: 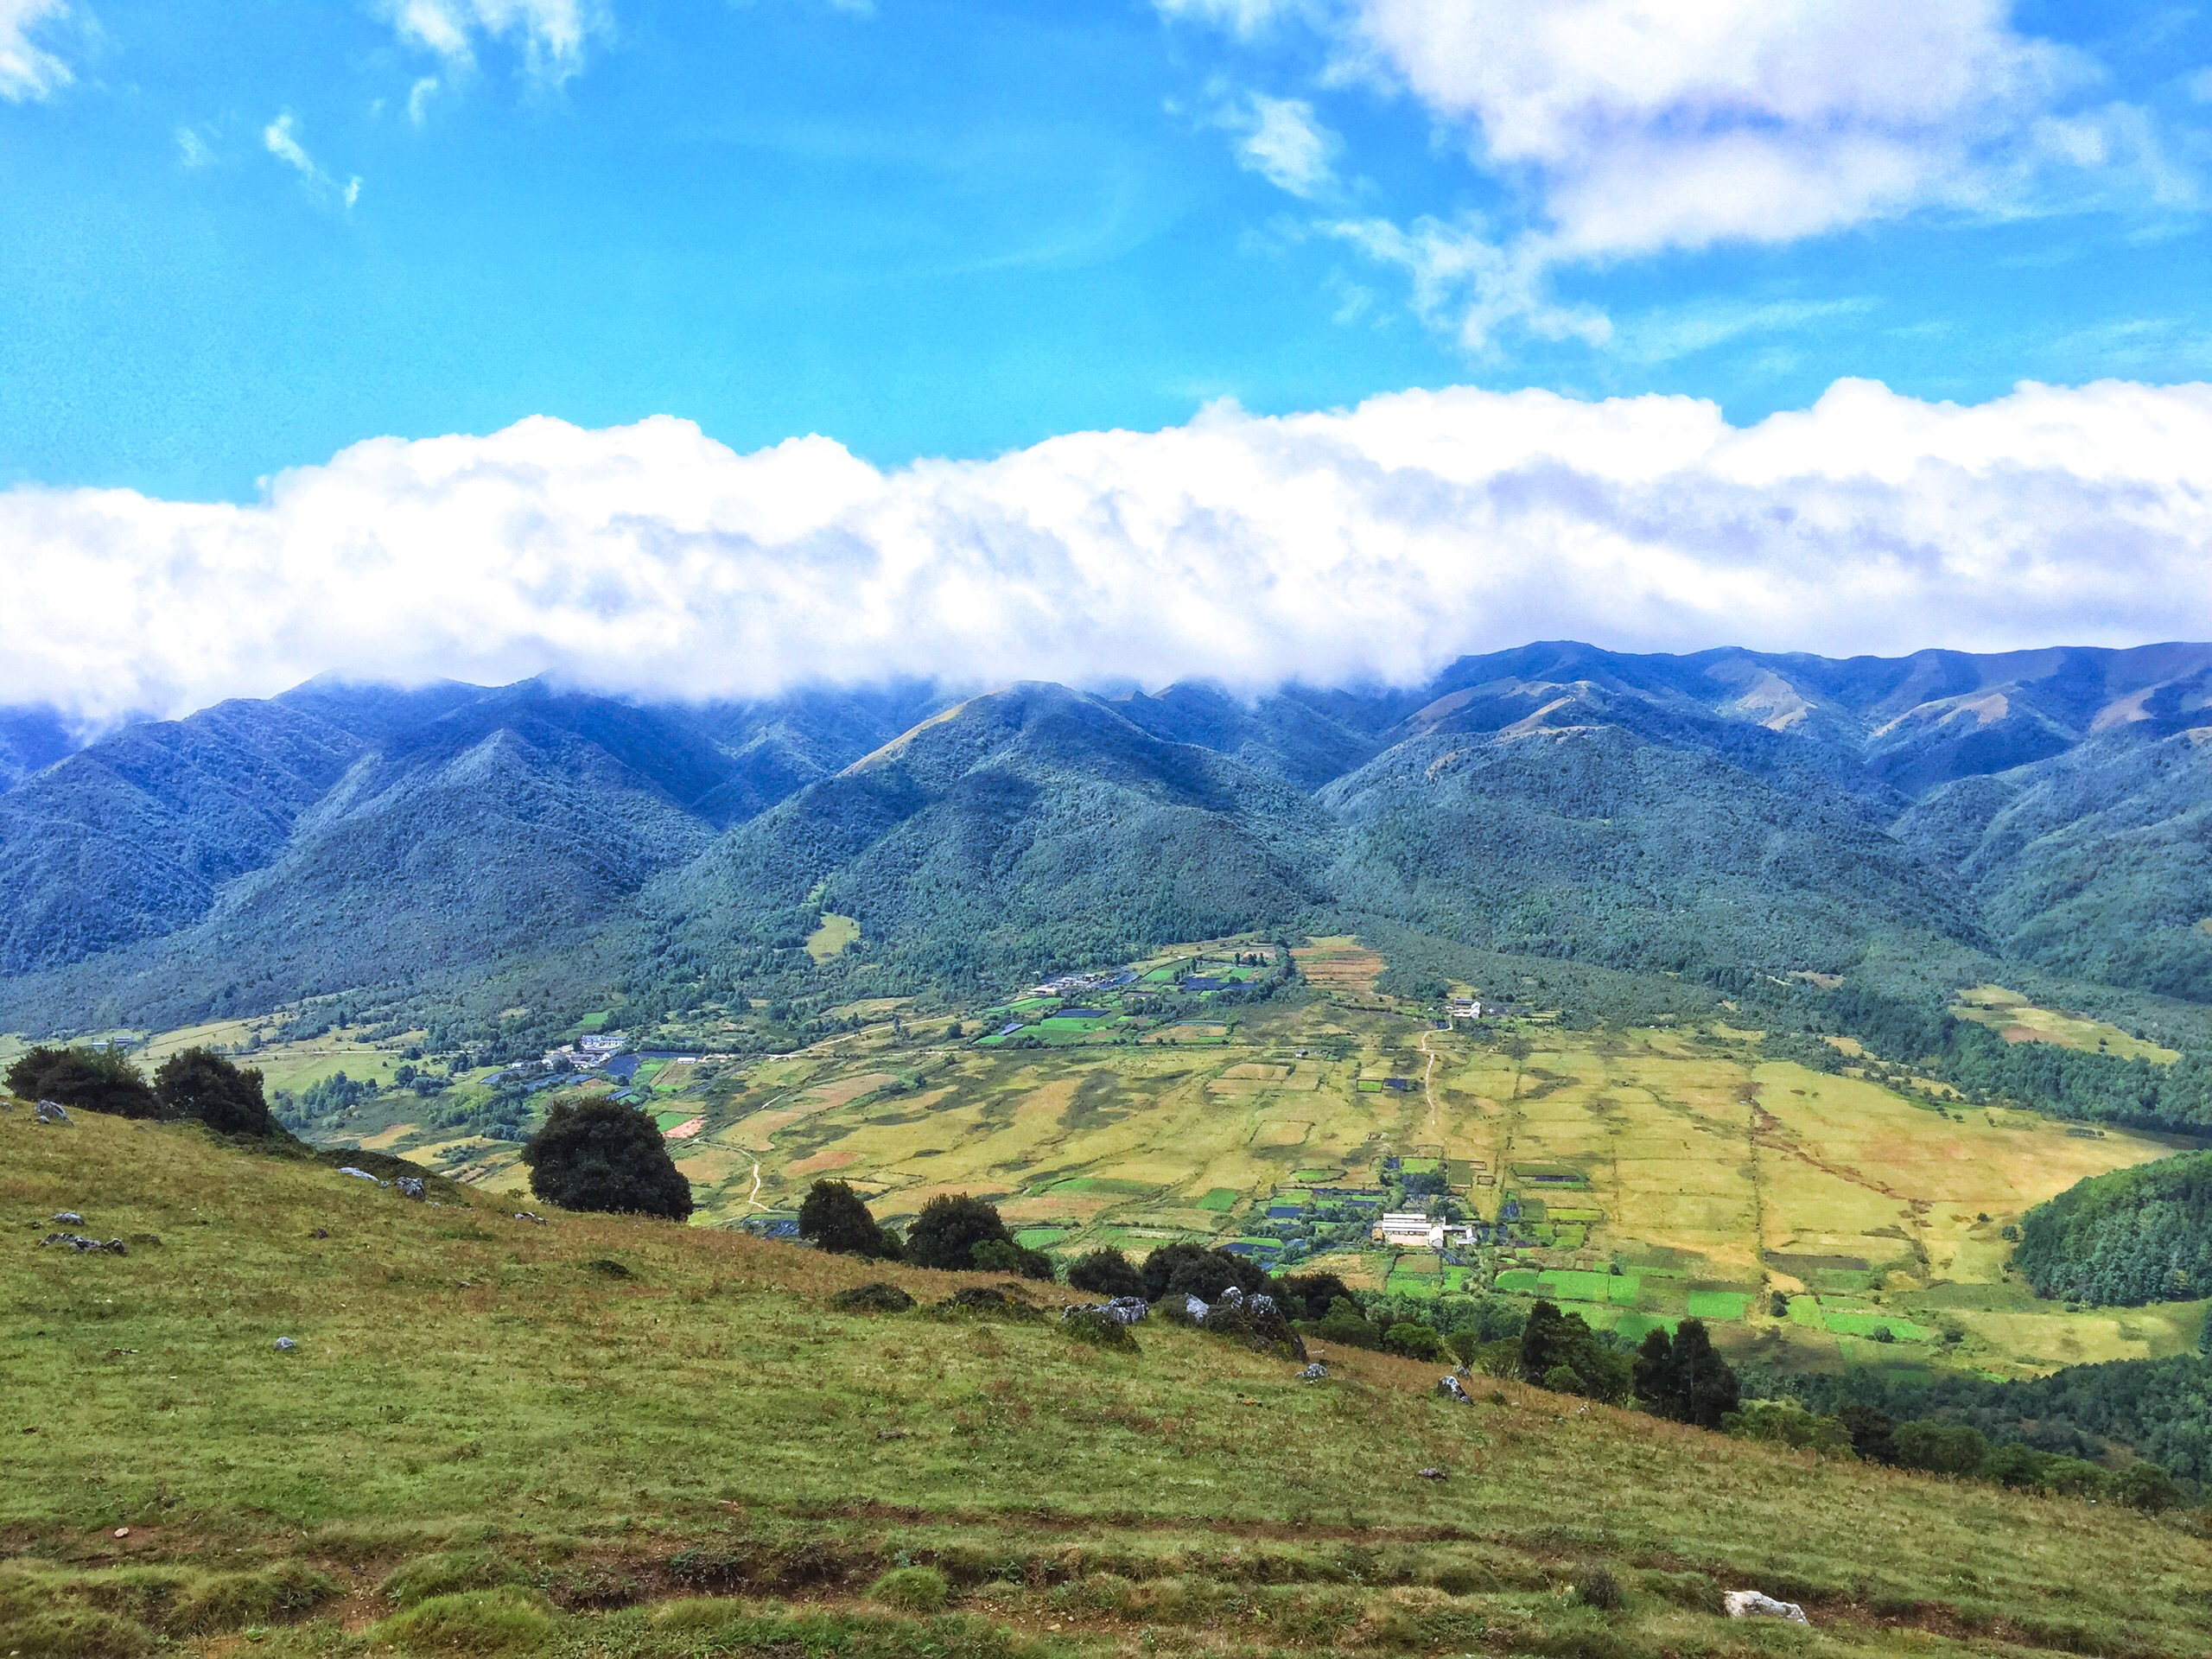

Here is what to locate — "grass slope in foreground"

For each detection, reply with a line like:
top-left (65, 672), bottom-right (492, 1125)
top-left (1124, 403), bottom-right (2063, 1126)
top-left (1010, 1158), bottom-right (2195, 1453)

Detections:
top-left (4, 1104), bottom-right (2211, 1658)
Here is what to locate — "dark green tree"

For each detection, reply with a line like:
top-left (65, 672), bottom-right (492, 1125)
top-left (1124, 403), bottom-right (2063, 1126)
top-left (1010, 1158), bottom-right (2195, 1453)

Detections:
top-left (970, 1238), bottom-right (1056, 1280)
top-left (798, 1179), bottom-right (899, 1259)
top-left (523, 1098), bottom-right (694, 1220)
top-left (1068, 1248), bottom-right (1145, 1298)
top-left (1838, 1405), bottom-right (1897, 1465)
top-left (1630, 1319), bottom-right (1738, 1427)
top-left (1517, 1300), bottom-right (1631, 1404)
top-left (1141, 1243), bottom-right (1269, 1303)
top-left (154, 1047), bottom-right (272, 1136)
top-left (6, 1046), bottom-right (161, 1119)
top-left (1275, 1271), bottom-right (1357, 1322)
top-left (902, 1193), bottom-right (1012, 1271)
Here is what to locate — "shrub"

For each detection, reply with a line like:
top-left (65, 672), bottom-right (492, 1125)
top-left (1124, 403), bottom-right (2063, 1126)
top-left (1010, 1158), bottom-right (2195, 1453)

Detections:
top-left (1383, 1321), bottom-right (1446, 1361)
top-left (798, 1180), bottom-right (900, 1260)
top-left (1722, 1402), bottom-right (1853, 1455)
top-left (1060, 1308), bottom-right (1139, 1351)
top-left (830, 1281), bottom-right (916, 1313)
top-left (1891, 1420), bottom-right (1991, 1476)
top-left (152, 1048), bottom-right (272, 1137)
top-left (1068, 1248), bottom-right (1144, 1298)
top-left (930, 1286), bottom-right (1043, 1322)
top-left (380, 1550), bottom-right (530, 1609)
top-left (971, 1238), bottom-right (1056, 1280)
top-left (2113, 1459), bottom-right (2183, 1512)
top-left (868, 1567), bottom-right (950, 1613)
top-left (366, 1586), bottom-right (557, 1654)
top-left (903, 1194), bottom-right (1013, 1271)
top-left (4, 1046), bottom-right (160, 1119)
top-left (1574, 1563), bottom-right (1626, 1612)
top-left (523, 1099), bottom-right (693, 1220)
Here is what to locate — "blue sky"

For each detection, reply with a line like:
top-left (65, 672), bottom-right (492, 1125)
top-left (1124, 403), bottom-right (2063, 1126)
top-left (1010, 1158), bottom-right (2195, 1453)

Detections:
top-left (4, 0), bottom-right (2210, 502)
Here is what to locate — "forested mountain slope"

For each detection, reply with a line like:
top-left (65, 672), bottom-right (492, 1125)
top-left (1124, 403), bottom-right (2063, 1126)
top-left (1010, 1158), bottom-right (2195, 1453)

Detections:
top-left (656, 683), bottom-right (1338, 984)
top-left (1897, 728), bottom-right (2212, 1001)
top-left (4, 642), bottom-right (2212, 1029)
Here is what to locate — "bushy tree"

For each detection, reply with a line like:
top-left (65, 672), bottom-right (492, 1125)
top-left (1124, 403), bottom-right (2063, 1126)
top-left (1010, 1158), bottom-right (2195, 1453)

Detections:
top-left (154, 1047), bottom-right (272, 1136)
top-left (1274, 1271), bottom-right (1357, 1322)
top-left (971, 1238), bottom-right (1056, 1281)
top-left (902, 1194), bottom-right (1012, 1271)
top-left (1630, 1318), bottom-right (1738, 1427)
top-left (1068, 1248), bottom-right (1145, 1298)
top-left (1141, 1243), bottom-right (1268, 1303)
top-left (523, 1098), bottom-right (694, 1220)
top-left (1891, 1419), bottom-right (1990, 1476)
top-left (1383, 1321), bottom-right (1446, 1361)
top-left (6, 1046), bottom-right (161, 1118)
top-left (1517, 1300), bottom-right (1631, 1404)
top-left (798, 1179), bottom-right (900, 1259)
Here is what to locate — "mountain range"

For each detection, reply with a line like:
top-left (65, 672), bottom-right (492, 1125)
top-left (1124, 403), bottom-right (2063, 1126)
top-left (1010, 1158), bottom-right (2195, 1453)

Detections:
top-left (5, 640), bottom-right (2212, 1033)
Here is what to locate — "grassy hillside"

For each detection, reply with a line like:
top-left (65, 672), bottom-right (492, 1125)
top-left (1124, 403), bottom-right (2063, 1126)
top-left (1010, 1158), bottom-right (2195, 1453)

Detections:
top-left (7, 1098), bottom-right (2210, 1658)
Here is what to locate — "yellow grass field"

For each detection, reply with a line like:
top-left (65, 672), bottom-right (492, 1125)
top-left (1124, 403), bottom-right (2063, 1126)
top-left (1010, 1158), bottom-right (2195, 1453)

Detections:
top-left (1951, 983), bottom-right (2182, 1064)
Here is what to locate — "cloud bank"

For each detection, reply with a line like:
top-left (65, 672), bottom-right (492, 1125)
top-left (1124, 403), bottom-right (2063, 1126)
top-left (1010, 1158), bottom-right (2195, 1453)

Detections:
top-left (7, 378), bottom-right (2212, 723)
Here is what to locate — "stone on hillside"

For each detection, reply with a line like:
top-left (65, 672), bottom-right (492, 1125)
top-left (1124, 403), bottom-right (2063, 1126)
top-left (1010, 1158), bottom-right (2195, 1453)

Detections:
top-left (1298, 1362), bottom-right (1327, 1381)
top-left (1724, 1592), bottom-right (1808, 1624)
top-left (51, 1211), bottom-right (82, 1224)
top-left (396, 1177), bottom-right (426, 1200)
top-left (1183, 1294), bottom-right (1211, 1319)
top-left (335, 1166), bottom-right (380, 1183)
top-left (1216, 1285), bottom-right (1245, 1308)
top-left (273, 1337), bottom-right (298, 1352)
top-left (1103, 1296), bottom-right (1148, 1325)
top-left (38, 1232), bottom-right (125, 1254)
top-left (1436, 1375), bottom-right (1471, 1403)
top-left (514, 1211), bottom-right (547, 1224)
top-left (1417, 1466), bottom-right (1446, 1479)
top-left (35, 1100), bottom-right (70, 1123)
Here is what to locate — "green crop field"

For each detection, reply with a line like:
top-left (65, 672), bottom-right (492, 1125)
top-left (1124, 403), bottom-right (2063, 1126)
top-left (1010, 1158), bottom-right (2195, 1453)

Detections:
top-left (156, 937), bottom-right (2205, 1387)
top-left (7, 1104), bottom-right (2209, 1659)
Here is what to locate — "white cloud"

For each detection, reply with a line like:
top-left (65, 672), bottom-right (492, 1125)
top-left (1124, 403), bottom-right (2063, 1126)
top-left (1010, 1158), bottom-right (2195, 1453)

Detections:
top-left (8, 378), bottom-right (2212, 723)
top-left (0, 0), bottom-right (70, 101)
top-left (1166, 0), bottom-right (2180, 344)
top-left (264, 112), bottom-right (315, 175)
top-left (407, 75), bottom-right (440, 124)
top-left (1217, 92), bottom-right (1339, 198)
top-left (264, 112), bottom-right (362, 208)
top-left (381, 0), bottom-right (607, 84)
top-left (175, 124), bottom-right (216, 168)
top-left (1320, 214), bottom-right (1609, 347)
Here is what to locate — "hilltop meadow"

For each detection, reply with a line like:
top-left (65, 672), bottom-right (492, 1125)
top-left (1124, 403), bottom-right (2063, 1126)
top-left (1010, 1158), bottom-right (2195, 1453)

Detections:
top-left (6, 1098), bottom-right (2212, 1659)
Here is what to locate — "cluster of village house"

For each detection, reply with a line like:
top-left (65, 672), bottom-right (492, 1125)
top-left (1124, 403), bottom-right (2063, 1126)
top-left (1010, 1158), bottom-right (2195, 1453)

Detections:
top-left (539, 1033), bottom-right (626, 1070)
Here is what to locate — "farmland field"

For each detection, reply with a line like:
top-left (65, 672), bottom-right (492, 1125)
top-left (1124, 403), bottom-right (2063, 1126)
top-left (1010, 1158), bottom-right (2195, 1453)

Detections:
top-left (120, 936), bottom-right (2209, 1384)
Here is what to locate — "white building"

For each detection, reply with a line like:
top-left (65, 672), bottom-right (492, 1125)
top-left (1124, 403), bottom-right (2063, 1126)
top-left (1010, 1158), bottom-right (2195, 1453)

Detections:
top-left (1373, 1211), bottom-right (1477, 1249)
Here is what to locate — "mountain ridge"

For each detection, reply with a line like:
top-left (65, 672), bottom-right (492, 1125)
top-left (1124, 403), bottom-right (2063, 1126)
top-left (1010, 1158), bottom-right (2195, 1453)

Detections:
top-left (6, 640), bottom-right (2212, 1030)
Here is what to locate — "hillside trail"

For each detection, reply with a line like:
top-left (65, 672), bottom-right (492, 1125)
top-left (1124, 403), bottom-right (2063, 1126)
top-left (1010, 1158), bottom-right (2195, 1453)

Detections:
top-left (1419, 1028), bottom-right (1440, 1135)
top-left (744, 1160), bottom-right (765, 1211)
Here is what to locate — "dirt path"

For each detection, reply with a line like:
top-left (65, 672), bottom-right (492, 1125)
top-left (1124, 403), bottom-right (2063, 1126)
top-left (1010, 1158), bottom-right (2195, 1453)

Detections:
top-left (1419, 1027), bottom-right (1440, 1135)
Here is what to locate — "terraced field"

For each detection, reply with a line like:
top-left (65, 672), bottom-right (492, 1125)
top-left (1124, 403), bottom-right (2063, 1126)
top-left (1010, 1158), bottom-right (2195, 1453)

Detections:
top-left (105, 938), bottom-right (2212, 1382)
